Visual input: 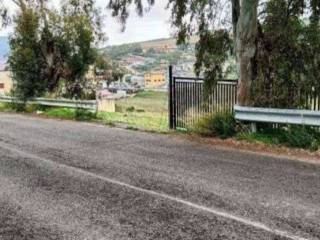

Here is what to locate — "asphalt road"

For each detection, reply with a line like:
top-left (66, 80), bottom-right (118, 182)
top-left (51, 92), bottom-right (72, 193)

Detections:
top-left (0, 113), bottom-right (319, 240)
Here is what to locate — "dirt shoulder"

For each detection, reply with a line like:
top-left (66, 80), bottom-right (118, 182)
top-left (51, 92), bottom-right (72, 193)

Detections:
top-left (179, 133), bottom-right (320, 165)
top-left (1, 111), bottom-right (319, 165)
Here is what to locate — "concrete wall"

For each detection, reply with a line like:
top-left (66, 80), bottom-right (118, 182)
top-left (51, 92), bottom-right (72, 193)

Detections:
top-left (98, 98), bottom-right (116, 113)
top-left (0, 71), bottom-right (13, 95)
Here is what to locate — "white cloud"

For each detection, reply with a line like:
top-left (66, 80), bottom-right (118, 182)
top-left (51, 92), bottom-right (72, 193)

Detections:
top-left (0, 0), bottom-right (172, 46)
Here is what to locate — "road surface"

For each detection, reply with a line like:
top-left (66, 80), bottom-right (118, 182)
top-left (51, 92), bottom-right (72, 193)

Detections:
top-left (0, 113), bottom-right (319, 240)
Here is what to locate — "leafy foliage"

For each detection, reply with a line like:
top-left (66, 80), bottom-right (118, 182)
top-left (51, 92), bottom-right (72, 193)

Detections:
top-left (238, 125), bottom-right (320, 151)
top-left (8, 0), bottom-right (103, 101)
top-left (195, 29), bottom-right (233, 92)
top-left (108, 0), bottom-right (320, 108)
top-left (253, 0), bottom-right (320, 108)
top-left (9, 7), bottom-right (47, 102)
top-left (193, 112), bottom-right (236, 139)
top-left (0, 0), bottom-right (9, 27)
top-left (95, 54), bottom-right (126, 87)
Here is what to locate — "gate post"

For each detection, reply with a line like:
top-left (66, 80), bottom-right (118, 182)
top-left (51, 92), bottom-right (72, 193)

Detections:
top-left (168, 65), bottom-right (175, 129)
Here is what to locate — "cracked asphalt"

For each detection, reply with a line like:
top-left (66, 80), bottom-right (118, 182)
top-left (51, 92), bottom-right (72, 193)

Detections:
top-left (0, 113), bottom-right (319, 240)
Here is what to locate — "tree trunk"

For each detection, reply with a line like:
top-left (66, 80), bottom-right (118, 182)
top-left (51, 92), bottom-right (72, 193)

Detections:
top-left (236, 0), bottom-right (258, 106)
top-left (231, 0), bottom-right (240, 48)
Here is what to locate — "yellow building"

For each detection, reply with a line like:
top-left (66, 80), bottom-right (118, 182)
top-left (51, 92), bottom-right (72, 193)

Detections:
top-left (0, 71), bottom-right (13, 95)
top-left (144, 72), bottom-right (166, 88)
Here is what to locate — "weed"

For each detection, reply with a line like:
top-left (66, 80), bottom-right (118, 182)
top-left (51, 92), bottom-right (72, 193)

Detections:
top-left (193, 112), bottom-right (236, 139)
top-left (238, 125), bottom-right (320, 151)
top-left (74, 109), bottom-right (97, 121)
top-left (126, 106), bottom-right (135, 112)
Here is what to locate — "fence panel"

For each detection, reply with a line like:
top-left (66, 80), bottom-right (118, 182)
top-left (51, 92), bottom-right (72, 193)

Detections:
top-left (169, 74), bottom-right (238, 130)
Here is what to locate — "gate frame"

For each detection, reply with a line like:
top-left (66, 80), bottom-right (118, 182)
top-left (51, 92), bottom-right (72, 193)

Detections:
top-left (169, 66), bottom-right (207, 130)
top-left (168, 65), bottom-right (238, 130)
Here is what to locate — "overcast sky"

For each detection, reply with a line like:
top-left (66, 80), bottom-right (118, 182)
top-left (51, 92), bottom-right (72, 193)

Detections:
top-left (0, 0), bottom-right (172, 46)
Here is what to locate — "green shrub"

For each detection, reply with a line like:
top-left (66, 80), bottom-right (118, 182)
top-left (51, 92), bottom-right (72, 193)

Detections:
top-left (25, 104), bottom-right (38, 113)
top-left (43, 108), bottom-right (75, 120)
top-left (115, 104), bottom-right (123, 113)
top-left (0, 103), bottom-right (15, 112)
top-left (75, 108), bottom-right (97, 121)
top-left (193, 112), bottom-right (236, 139)
top-left (36, 104), bottom-right (49, 112)
top-left (238, 125), bottom-right (320, 151)
top-left (285, 126), bottom-right (320, 150)
top-left (136, 109), bottom-right (145, 113)
top-left (126, 106), bottom-right (135, 112)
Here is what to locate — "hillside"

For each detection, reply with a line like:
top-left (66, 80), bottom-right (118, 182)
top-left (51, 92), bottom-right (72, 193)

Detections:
top-left (102, 36), bottom-right (198, 56)
top-left (138, 36), bottom-right (198, 50)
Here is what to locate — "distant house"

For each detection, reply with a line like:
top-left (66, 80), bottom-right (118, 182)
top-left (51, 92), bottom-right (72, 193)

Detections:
top-left (0, 71), bottom-right (13, 95)
top-left (144, 72), bottom-right (166, 89)
top-left (131, 75), bottom-right (145, 87)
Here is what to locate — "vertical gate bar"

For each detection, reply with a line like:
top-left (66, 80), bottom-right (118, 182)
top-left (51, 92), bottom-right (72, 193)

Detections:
top-left (219, 84), bottom-right (222, 112)
top-left (210, 84), bottom-right (213, 115)
top-left (181, 81), bottom-right (184, 129)
top-left (187, 82), bottom-right (189, 128)
top-left (229, 84), bottom-right (231, 111)
top-left (226, 84), bottom-right (228, 112)
top-left (202, 82), bottom-right (204, 116)
top-left (187, 82), bottom-right (191, 128)
top-left (192, 80), bottom-right (195, 126)
top-left (194, 81), bottom-right (196, 124)
top-left (226, 83), bottom-right (229, 112)
top-left (177, 81), bottom-right (180, 128)
top-left (223, 83), bottom-right (225, 112)
top-left (183, 82), bottom-right (188, 128)
top-left (225, 84), bottom-right (228, 112)
top-left (234, 84), bottom-right (236, 109)
top-left (176, 81), bottom-right (179, 128)
top-left (218, 83), bottom-right (221, 113)
top-left (168, 66), bottom-right (174, 129)
top-left (198, 81), bottom-right (201, 118)
top-left (229, 84), bottom-right (232, 111)
top-left (198, 81), bottom-right (201, 122)
top-left (213, 83), bottom-right (216, 113)
top-left (191, 81), bottom-right (193, 126)
top-left (176, 82), bottom-right (181, 127)
top-left (215, 83), bottom-right (217, 113)
top-left (181, 81), bottom-right (184, 128)
top-left (173, 76), bottom-right (177, 129)
top-left (186, 81), bottom-right (188, 128)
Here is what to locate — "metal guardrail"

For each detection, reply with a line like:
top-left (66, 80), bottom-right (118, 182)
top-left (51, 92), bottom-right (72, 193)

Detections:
top-left (235, 105), bottom-right (320, 126)
top-left (0, 96), bottom-right (97, 111)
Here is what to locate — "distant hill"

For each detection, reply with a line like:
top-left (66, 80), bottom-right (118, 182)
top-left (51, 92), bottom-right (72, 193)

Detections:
top-left (103, 36), bottom-right (198, 52)
top-left (0, 36), bottom-right (10, 70)
top-left (138, 36), bottom-right (198, 50)
top-left (102, 36), bottom-right (198, 60)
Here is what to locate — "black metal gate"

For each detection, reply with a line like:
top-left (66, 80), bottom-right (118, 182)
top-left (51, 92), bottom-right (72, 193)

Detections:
top-left (169, 66), bottom-right (238, 130)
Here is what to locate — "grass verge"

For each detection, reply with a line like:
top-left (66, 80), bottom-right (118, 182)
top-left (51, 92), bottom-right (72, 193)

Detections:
top-left (0, 90), bottom-right (169, 132)
top-left (191, 112), bottom-right (320, 151)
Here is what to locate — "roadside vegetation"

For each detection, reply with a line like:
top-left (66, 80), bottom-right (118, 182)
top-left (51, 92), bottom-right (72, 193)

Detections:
top-left (0, 91), bottom-right (169, 132)
top-left (2, 98), bottom-right (320, 151)
top-left (0, 102), bottom-right (97, 121)
top-left (192, 112), bottom-right (236, 139)
top-left (237, 126), bottom-right (320, 151)
top-left (192, 112), bottom-right (320, 151)
top-left (99, 91), bottom-right (168, 132)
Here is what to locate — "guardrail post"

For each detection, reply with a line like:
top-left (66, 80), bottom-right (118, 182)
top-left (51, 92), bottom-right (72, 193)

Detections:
top-left (251, 123), bottom-right (257, 133)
